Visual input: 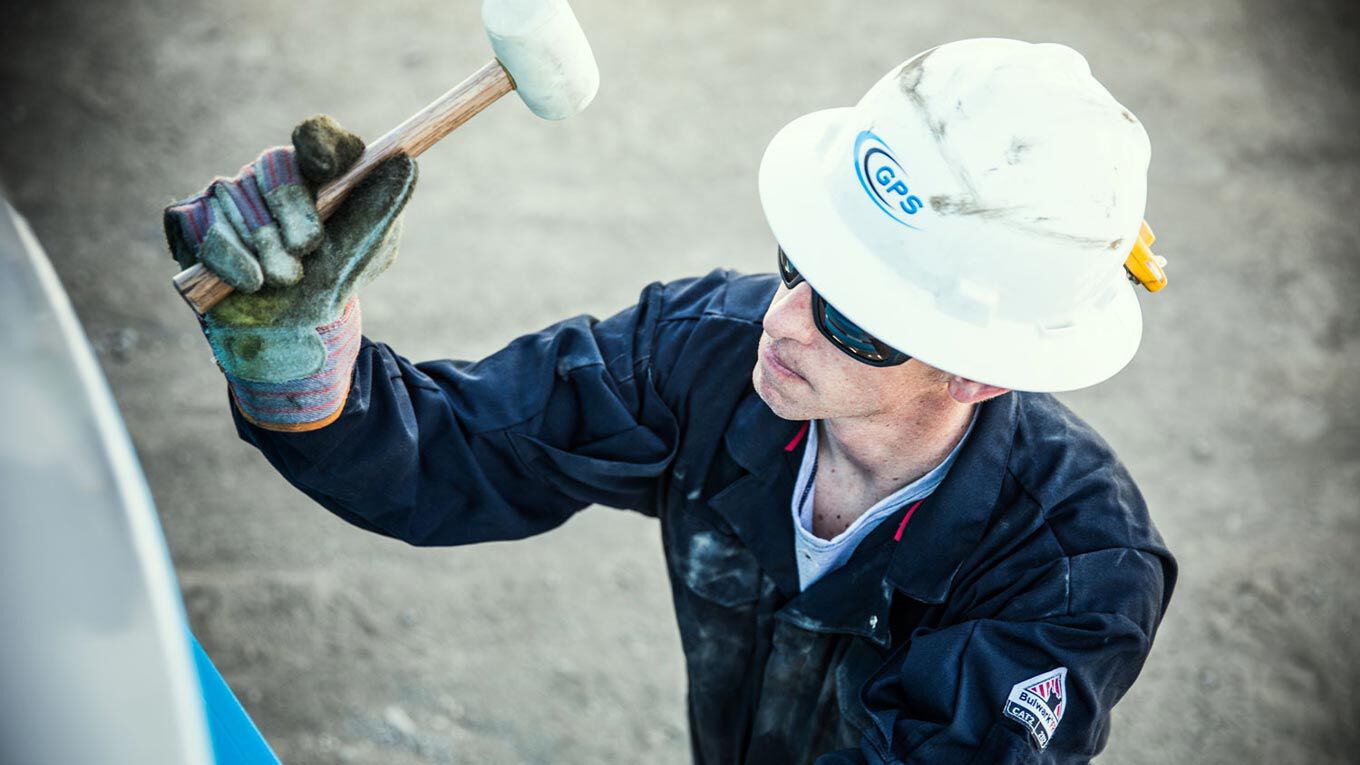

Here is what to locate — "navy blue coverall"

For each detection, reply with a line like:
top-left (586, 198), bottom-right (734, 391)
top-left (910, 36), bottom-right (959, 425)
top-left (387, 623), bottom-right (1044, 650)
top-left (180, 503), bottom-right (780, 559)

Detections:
top-left (233, 269), bottom-right (1176, 764)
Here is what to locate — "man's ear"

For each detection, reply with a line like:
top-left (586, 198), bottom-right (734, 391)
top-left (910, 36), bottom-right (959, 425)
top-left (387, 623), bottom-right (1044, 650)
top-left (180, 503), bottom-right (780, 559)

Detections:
top-left (946, 377), bottom-right (1011, 404)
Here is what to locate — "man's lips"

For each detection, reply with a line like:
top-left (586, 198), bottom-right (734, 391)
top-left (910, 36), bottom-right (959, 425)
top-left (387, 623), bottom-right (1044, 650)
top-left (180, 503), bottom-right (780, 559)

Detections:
top-left (762, 342), bottom-right (806, 382)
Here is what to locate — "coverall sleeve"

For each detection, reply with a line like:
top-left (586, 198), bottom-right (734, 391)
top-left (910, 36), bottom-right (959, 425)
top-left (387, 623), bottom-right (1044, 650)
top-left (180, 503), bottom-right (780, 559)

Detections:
top-left (817, 545), bottom-right (1170, 765)
top-left (230, 280), bottom-right (683, 546)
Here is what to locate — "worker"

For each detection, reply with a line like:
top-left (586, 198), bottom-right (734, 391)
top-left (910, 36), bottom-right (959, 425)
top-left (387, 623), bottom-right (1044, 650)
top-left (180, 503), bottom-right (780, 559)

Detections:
top-left (164, 38), bottom-right (1176, 764)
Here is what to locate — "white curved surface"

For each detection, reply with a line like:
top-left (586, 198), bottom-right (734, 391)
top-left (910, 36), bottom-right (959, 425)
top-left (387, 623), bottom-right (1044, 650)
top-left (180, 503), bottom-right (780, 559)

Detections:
top-left (0, 199), bottom-right (213, 765)
top-left (483, 0), bottom-right (600, 120)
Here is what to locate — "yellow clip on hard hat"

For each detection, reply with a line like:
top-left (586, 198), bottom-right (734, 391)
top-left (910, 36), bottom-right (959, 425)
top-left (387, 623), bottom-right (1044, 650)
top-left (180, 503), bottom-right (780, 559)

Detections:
top-left (1124, 221), bottom-right (1167, 292)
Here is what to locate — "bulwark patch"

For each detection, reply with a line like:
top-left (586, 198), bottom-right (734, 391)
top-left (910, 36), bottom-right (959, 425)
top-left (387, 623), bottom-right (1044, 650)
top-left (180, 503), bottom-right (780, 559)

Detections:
top-left (1003, 667), bottom-right (1068, 750)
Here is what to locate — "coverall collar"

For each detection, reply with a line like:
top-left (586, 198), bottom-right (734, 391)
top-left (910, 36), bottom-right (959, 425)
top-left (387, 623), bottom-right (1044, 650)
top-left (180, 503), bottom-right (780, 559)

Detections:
top-left (721, 388), bottom-right (806, 477)
top-left (708, 392), bottom-right (806, 597)
top-left (885, 391), bottom-right (1018, 603)
top-left (716, 389), bottom-right (1019, 612)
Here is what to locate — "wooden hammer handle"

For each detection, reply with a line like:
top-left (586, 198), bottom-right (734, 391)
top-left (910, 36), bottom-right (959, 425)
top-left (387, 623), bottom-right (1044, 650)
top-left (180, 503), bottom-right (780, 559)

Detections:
top-left (173, 59), bottom-right (514, 315)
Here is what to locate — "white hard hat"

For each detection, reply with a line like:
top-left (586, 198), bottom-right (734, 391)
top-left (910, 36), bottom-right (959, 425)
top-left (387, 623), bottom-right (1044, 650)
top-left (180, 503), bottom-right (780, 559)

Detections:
top-left (758, 38), bottom-right (1154, 392)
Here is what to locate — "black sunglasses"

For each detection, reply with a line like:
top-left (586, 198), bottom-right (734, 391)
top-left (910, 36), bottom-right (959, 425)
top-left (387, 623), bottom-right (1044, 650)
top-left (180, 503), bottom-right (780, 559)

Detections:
top-left (777, 248), bottom-right (911, 367)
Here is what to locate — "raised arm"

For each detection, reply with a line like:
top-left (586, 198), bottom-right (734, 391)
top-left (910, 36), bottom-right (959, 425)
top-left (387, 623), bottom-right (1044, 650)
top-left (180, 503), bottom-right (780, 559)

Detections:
top-left (232, 287), bottom-right (682, 545)
top-left (165, 115), bottom-right (682, 547)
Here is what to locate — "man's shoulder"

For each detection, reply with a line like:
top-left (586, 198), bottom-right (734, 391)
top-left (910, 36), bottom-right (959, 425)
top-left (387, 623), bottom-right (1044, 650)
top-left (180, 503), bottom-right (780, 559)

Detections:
top-left (975, 393), bottom-right (1175, 628)
top-left (653, 268), bottom-right (777, 328)
top-left (1008, 392), bottom-right (1128, 499)
top-left (1006, 392), bottom-right (1168, 557)
top-left (644, 269), bottom-right (775, 391)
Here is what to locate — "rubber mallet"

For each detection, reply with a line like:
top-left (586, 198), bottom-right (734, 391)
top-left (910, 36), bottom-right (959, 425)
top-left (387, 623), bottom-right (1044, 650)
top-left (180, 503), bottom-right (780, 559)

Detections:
top-left (172, 0), bottom-right (600, 315)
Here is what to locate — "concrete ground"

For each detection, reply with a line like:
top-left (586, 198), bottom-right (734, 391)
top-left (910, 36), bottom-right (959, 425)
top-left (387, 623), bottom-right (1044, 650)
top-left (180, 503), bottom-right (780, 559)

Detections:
top-left (3, 0), bottom-right (1357, 762)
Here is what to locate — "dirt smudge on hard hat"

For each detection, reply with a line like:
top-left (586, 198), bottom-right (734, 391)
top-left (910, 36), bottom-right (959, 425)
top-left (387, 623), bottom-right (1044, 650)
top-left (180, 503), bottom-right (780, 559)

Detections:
top-left (895, 47), bottom-right (937, 103)
top-left (930, 194), bottom-right (1112, 247)
top-left (1108, 238), bottom-right (1124, 251)
top-left (897, 48), bottom-right (989, 208)
top-left (930, 194), bottom-right (1021, 220)
top-left (897, 48), bottom-right (949, 144)
top-left (897, 45), bottom-right (1111, 250)
top-left (1121, 110), bottom-right (1137, 123)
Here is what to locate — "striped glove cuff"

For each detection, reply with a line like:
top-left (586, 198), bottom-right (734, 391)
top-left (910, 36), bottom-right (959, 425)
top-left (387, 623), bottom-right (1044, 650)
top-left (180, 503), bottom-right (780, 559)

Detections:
top-left (226, 298), bottom-right (362, 432)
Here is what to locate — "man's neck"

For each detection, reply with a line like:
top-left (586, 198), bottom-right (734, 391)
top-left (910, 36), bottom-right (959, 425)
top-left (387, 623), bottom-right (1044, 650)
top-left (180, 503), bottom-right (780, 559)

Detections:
top-left (809, 396), bottom-right (974, 539)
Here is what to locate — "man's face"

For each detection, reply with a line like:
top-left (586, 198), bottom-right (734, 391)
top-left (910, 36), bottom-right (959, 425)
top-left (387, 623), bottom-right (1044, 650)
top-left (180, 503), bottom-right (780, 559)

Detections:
top-left (753, 280), bottom-right (952, 421)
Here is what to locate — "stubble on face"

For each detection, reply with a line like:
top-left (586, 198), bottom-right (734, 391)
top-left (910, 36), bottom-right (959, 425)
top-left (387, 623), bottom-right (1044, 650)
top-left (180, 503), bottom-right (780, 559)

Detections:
top-left (754, 328), bottom-right (958, 424)
top-left (753, 332), bottom-right (812, 420)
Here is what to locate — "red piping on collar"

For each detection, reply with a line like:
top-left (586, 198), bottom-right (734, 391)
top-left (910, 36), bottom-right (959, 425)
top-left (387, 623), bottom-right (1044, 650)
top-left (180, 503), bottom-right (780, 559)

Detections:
top-left (784, 421), bottom-right (810, 452)
top-left (894, 499), bottom-right (926, 542)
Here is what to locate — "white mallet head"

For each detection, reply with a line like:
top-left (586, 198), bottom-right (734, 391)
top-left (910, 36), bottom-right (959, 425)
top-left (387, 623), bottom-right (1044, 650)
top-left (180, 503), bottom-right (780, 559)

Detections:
top-left (482, 0), bottom-right (600, 120)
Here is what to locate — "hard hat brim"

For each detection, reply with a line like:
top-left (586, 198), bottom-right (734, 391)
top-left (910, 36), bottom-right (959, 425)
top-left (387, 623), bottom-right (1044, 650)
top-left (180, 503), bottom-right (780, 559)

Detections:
top-left (758, 109), bottom-right (1143, 393)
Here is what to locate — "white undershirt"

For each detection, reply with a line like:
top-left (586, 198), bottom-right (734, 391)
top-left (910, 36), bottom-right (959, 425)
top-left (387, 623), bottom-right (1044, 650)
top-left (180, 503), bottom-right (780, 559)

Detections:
top-left (791, 412), bottom-right (976, 591)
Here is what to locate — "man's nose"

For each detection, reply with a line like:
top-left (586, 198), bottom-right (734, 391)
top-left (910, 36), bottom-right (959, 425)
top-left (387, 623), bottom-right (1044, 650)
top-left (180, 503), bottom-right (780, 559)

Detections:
top-left (763, 282), bottom-right (818, 346)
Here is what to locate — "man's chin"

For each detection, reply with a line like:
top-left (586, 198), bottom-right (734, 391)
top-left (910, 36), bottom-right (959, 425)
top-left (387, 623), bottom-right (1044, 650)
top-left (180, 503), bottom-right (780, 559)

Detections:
top-left (753, 363), bottom-right (810, 421)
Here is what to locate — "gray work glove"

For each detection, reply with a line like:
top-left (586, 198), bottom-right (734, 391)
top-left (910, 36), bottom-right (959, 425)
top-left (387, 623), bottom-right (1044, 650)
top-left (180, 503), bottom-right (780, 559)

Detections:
top-left (163, 116), bottom-right (418, 431)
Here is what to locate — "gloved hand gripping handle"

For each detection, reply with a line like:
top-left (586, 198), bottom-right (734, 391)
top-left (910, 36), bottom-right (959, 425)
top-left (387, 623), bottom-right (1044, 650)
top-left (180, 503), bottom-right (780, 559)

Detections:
top-left (172, 60), bottom-right (514, 315)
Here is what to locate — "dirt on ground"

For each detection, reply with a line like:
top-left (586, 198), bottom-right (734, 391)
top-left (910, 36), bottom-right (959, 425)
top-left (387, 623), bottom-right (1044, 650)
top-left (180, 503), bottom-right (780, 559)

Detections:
top-left (2, 0), bottom-right (1358, 763)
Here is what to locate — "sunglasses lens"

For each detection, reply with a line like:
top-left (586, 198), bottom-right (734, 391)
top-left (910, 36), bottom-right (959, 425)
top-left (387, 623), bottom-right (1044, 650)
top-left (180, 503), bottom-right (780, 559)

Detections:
top-left (821, 301), bottom-right (888, 361)
top-left (777, 249), bottom-right (800, 287)
top-left (776, 246), bottom-right (908, 366)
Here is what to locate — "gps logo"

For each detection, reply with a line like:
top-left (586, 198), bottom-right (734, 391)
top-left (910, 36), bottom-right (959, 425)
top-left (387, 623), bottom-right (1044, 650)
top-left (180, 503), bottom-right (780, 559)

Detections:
top-left (854, 130), bottom-right (924, 228)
